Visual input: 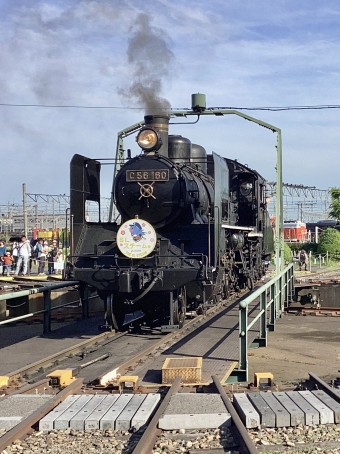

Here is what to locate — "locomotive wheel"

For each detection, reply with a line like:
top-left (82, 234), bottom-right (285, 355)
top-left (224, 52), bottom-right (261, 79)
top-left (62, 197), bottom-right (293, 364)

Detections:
top-left (105, 295), bottom-right (124, 332)
top-left (173, 287), bottom-right (187, 328)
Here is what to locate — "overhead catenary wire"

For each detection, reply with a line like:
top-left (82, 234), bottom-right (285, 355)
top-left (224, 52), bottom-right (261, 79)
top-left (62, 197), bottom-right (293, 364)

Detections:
top-left (1, 102), bottom-right (340, 111)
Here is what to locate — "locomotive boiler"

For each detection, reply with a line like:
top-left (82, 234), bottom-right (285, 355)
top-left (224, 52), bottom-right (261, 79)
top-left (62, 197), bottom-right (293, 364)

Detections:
top-left (66, 95), bottom-right (274, 331)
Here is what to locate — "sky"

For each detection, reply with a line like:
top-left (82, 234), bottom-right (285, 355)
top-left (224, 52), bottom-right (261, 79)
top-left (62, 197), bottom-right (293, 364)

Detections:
top-left (1, 0), bottom-right (340, 211)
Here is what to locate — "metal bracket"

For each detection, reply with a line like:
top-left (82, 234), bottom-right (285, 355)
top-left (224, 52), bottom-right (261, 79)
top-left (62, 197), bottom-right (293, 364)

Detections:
top-left (161, 324), bottom-right (179, 332)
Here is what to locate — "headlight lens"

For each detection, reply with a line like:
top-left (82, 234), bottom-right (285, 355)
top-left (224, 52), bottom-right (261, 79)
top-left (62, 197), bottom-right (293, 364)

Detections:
top-left (137, 128), bottom-right (159, 150)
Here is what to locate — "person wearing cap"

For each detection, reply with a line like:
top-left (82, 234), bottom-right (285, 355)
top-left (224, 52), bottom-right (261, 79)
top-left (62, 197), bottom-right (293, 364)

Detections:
top-left (47, 240), bottom-right (58, 274)
top-left (38, 241), bottom-right (49, 275)
top-left (3, 252), bottom-right (13, 277)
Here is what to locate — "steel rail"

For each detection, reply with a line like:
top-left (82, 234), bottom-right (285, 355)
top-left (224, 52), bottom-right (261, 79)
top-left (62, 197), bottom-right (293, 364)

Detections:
top-left (132, 376), bottom-right (182, 454)
top-left (286, 306), bottom-right (340, 317)
top-left (6, 331), bottom-right (125, 383)
top-left (4, 291), bottom-right (233, 386)
top-left (5, 288), bottom-right (249, 387)
top-left (212, 375), bottom-right (258, 454)
top-left (115, 299), bottom-right (234, 378)
top-left (0, 378), bottom-right (83, 453)
top-left (309, 372), bottom-right (340, 404)
top-left (4, 378), bottom-right (51, 396)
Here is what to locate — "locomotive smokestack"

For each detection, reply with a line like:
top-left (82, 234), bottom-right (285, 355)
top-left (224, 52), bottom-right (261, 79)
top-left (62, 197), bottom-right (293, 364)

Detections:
top-left (144, 114), bottom-right (169, 157)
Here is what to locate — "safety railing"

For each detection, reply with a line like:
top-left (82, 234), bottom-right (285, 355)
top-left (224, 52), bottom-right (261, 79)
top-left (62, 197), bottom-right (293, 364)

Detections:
top-left (228, 263), bottom-right (294, 383)
top-left (312, 252), bottom-right (329, 268)
top-left (293, 251), bottom-right (329, 270)
top-left (0, 281), bottom-right (97, 334)
top-left (292, 250), bottom-right (340, 271)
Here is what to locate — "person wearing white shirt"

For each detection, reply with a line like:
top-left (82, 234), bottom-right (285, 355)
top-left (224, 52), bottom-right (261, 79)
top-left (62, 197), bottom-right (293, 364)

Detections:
top-left (14, 235), bottom-right (31, 276)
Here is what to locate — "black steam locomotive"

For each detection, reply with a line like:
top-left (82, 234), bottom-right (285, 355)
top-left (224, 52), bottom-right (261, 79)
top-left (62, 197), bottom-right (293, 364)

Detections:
top-left (66, 102), bottom-right (274, 331)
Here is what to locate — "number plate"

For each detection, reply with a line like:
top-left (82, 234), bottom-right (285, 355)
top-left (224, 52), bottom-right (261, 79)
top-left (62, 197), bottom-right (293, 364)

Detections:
top-left (126, 170), bottom-right (169, 182)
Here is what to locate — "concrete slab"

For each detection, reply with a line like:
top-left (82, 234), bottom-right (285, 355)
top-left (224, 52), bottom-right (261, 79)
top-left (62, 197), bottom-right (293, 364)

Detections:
top-left (299, 391), bottom-right (334, 424)
top-left (54, 395), bottom-right (93, 429)
top-left (131, 393), bottom-right (160, 430)
top-left (246, 392), bottom-right (276, 427)
top-left (84, 395), bottom-right (120, 430)
top-left (273, 392), bottom-right (305, 426)
top-left (285, 391), bottom-right (319, 426)
top-left (259, 392), bottom-right (290, 427)
top-left (69, 395), bottom-right (106, 430)
top-left (0, 416), bottom-right (23, 430)
top-left (115, 394), bottom-right (146, 431)
top-left (188, 451), bottom-right (227, 454)
top-left (39, 395), bottom-right (81, 431)
top-left (159, 393), bottom-right (231, 430)
top-left (233, 393), bottom-right (260, 428)
top-left (0, 394), bottom-right (54, 431)
top-left (99, 394), bottom-right (134, 430)
top-left (312, 390), bottom-right (340, 423)
top-left (158, 412), bottom-right (231, 430)
top-left (165, 393), bottom-right (228, 415)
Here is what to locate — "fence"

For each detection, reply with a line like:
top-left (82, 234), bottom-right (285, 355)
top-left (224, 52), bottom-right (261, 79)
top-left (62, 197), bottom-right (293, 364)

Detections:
top-left (229, 263), bottom-right (294, 383)
top-left (291, 250), bottom-right (340, 270)
top-left (0, 281), bottom-right (96, 334)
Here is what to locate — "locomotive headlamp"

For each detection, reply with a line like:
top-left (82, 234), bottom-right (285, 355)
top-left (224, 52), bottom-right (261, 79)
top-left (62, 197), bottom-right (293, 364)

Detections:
top-left (137, 128), bottom-right (161, 151)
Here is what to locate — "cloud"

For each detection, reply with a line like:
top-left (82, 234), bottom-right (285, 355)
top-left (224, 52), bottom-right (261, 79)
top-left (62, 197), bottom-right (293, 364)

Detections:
top-left (0, 0), bottom-right (340, 217)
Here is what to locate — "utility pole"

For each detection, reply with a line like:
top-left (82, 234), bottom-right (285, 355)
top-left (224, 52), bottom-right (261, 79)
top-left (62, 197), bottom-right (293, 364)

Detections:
top-left (23, 183), bottom-right (28, 237)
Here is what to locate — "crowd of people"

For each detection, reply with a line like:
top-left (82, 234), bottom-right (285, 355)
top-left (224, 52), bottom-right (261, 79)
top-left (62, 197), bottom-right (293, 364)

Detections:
top-left (0, 236), bottom-right (64, 277)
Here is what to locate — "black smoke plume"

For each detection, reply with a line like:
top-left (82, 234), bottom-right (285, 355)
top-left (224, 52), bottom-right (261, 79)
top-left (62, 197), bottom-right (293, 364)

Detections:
top-left (119, 13), bottom-right (174, 115)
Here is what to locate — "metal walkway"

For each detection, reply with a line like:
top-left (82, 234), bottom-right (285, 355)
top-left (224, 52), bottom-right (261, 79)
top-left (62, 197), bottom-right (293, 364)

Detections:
top-left (128, 264), bottom-right (295, 385)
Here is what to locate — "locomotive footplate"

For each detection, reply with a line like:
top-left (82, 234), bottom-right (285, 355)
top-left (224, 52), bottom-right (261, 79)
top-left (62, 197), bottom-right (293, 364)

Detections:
top-left (73, 267), bottom-right (206, 293)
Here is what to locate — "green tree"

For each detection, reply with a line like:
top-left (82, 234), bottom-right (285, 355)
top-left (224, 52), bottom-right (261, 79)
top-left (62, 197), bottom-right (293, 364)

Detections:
top-left (284, 242), bottom-right (292, 263)
top-left (317, 228), bottom-right (340, 254)
top-left (329, 188), bottom-right (340, 221)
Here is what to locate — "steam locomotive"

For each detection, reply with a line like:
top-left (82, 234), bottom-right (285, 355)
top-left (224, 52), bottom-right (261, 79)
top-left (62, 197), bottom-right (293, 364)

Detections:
top-left (66, 100), bottom-right (274, 331)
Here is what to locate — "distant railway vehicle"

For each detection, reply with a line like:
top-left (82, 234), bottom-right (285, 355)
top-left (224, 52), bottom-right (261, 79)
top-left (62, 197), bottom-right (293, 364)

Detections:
top-left (306, 219), bottom-right (340, 234)
top-left (284, 221), bottom-right (308, 242)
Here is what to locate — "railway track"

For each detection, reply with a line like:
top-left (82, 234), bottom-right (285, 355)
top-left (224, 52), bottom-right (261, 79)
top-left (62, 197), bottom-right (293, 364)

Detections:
top-left (287, 305), bottom-right (340, 316)
top-left (0, 288), bottom-right (256, 453)
top-left (295, 267), bottom-right (340, 283)
top-left (2, 373), bottom-right (340, 453)
top-left (0, 378), bottom-right (83, 453)
top-left (2, 286), bottom-right (249, 390)
top-left (131, 376), bottom-right (258, 454)
top-left (0, 376), bottom-right (258, 454)
top-left (3, 330), bottom-right (125, 388)
top-left (5, 281), bottom-right (340, 453)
